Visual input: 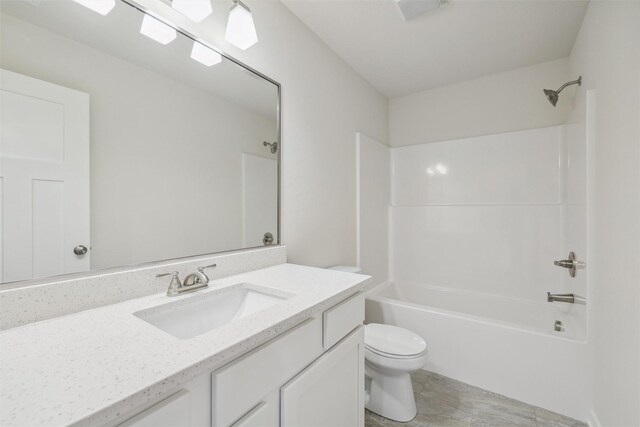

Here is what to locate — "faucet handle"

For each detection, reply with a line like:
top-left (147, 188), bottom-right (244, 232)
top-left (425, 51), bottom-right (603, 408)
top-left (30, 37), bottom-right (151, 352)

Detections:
top-left (197, 264), bottom-right (217, 282)
top-left (197, 264), bottom-right (217, 273)
top-left (156, 271), bottom-right (179, 279)
top-left (157, 272), bottom-right (182, 296)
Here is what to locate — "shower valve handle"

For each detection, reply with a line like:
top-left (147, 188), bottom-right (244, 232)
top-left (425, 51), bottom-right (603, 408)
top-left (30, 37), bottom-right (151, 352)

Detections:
top-left (554, 259), bottom-right (576, 269)
top-left (553, 251), bottom-right (579, 278)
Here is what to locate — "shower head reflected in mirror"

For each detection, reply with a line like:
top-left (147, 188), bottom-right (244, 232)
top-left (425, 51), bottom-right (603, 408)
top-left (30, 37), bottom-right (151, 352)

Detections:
top-left (263, 140), bottom-right (278, 154)
top-left (543, 76), bottom-right (582, 107)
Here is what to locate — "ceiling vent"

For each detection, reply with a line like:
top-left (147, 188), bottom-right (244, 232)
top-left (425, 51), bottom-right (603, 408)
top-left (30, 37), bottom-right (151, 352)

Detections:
top-left (395, 0), bottom-right (448, 21)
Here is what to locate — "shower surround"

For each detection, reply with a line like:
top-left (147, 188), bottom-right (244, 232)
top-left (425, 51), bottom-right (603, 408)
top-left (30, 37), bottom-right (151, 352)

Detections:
top-left (358, 119), bottom-right (590, 420)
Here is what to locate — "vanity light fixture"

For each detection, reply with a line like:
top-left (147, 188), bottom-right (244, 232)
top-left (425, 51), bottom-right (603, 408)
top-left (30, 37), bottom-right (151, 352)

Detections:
top-left (71, 0), bottom-right (115, 15)
top-left (140, 14), bottom-right (177, 45)
top-left (171, 0), bottom-right (212, 23)
top-left (225, 0), bottom-right (258, 50)
top-left (191, 42), bottom-right (222, 66)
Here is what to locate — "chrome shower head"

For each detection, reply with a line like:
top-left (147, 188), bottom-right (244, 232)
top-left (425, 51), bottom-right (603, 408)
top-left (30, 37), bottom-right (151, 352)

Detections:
top-left (543, 76), bottom-right (582, 107)
top-left (544, 89), bottom-right (559, 107)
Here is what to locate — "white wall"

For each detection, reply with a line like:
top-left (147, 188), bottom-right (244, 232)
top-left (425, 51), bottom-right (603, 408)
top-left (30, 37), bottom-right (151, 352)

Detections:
top-left (390, 126), bottom-right (586, 304)
top-left (389, 58), bottom-right (573, 146)
top-left (356, 133), bottom-right (390, 287)
top-left (568, 1), bottom-right (640, 425)
top-left (133, 0), bottom-right (389, 268)
top-left (1, 13), bottom-right (277, 269)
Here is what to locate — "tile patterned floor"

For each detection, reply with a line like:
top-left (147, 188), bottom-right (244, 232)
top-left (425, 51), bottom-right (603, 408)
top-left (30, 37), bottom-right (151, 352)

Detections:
top-left (365, 370), bottom-right (587, 427)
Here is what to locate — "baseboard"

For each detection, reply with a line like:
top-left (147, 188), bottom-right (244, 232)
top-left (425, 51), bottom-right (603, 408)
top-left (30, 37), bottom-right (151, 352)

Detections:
top-left (587, 409), bottom-right (602, 427)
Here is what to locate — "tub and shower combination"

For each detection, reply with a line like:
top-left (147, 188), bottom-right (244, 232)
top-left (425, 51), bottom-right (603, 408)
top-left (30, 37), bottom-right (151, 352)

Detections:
top-left (357, 115), bottom-right (592, 421)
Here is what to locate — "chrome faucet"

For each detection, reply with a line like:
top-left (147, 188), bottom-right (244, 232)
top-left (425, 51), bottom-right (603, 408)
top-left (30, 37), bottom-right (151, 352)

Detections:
top-left (183, 264), bottom-right (217, 287)
top-left (156, 264), bottom-right (217, 297)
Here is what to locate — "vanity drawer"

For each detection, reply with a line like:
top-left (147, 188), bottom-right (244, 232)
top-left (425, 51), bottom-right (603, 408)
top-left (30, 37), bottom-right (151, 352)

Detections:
top-left (211, 316), bottom-right (322, 426)
top-left (119, 390), bottom-right (190, 427)
top-left (323, 291), bottom-right (364, 349)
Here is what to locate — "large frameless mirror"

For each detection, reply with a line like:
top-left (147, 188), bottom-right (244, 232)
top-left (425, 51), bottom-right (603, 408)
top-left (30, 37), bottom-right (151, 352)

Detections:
top-left (0, 0), bottom-right (280, 285)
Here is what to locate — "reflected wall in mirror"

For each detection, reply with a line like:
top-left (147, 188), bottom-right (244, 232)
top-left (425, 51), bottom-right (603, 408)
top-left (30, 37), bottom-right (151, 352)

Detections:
top-left (0, 0), bottom-right (280, 285)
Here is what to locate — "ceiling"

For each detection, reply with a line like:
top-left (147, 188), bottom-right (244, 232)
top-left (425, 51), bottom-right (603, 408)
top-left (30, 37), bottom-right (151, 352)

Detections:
top-left (281, 0), bottom-right (589, 98)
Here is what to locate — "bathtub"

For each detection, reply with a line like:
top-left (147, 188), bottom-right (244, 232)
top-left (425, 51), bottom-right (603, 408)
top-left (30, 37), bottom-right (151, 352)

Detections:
top-left (365, 281), bottom-right (589, 421)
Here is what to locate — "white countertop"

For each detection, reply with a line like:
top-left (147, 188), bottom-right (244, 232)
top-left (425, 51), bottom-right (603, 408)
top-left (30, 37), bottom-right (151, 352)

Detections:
top-left (0, 263), bottom-right (369, 427)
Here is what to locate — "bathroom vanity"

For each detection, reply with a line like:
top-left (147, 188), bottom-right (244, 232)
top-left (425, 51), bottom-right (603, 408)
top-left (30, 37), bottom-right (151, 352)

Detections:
top-left (0, 261), bottom-right (368, 426)
top-left (0, 1), bottom-right (370, 425)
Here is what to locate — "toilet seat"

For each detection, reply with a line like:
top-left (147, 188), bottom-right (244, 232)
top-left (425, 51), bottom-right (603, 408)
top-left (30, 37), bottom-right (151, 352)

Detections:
top-left (365, 346), bottom-right (428, 373)
top-left (366, 345), bottom-right (427, 359)
top-left (365, 323), bottom-right (427, 358)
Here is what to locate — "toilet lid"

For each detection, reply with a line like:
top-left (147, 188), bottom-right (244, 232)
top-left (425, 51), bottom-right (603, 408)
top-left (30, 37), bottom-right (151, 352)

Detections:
top-left (365, 323), bottom-right (427, 357)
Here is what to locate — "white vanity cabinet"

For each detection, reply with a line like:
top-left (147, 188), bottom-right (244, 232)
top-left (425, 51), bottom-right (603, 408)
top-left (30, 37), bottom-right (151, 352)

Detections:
top-left (215, 292), bottom-right (365, 427)
top-left (211, 316), bottom-right (324, 426)
top-left (281, 327), bottom-right (365, 427)
top-left (117, 292), bottom-right (364, 427)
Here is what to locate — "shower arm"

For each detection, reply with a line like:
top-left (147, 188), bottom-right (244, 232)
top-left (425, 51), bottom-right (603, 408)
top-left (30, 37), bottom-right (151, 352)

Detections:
top-left (555, 77), bottom-right (582, 95)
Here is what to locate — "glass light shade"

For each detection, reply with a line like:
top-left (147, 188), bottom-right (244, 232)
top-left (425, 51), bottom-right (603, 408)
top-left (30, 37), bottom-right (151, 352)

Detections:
top-left (72, 0), bottom-right (115, 15)
top-left (171, 0), bottom-right (212, 23)
top-left (140, 14), bottom-right (177, 45)
top-left (224, 2), bottom-right (258, 50)
top-left (191, 42), bottom-right (222, 67)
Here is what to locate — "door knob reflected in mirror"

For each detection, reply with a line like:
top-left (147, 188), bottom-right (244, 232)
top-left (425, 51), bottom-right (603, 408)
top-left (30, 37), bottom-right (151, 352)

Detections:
top-left (73, 245), bottom-right (88, 256)
top-left (263, 232), bottom-right (274, 246)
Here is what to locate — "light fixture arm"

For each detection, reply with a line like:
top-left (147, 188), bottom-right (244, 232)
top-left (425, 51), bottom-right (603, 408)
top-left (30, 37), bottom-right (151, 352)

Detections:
top-left (555, 76), bottom-right (582, 95)
top-left (231, 0), bottom-right (251, 12)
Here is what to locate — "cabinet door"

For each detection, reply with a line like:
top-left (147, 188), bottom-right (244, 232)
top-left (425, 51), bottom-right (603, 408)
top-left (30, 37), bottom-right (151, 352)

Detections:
top-left (119, 390), bottom-right (190, 427)
top-left (281, 326), bottom-right (364, 427)
top-left (212, 317), bottom-right (322, 426)
top-left (231, 388), bottom-right (279, 427)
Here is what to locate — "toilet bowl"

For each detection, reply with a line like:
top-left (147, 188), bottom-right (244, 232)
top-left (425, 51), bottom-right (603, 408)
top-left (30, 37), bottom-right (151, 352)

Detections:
top-left (364, 323), bottom-right (427, 422)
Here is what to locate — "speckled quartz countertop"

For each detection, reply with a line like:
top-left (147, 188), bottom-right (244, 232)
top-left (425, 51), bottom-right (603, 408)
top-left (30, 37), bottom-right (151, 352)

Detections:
top-left (0, 263), bottom-right (369, 427)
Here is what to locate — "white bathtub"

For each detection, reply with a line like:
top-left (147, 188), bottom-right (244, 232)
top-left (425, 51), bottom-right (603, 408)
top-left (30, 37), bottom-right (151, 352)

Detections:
top-left (365, 281), bottom-right (589, 422)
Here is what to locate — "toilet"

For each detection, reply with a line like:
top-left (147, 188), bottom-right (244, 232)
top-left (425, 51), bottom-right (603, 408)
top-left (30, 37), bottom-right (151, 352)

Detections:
top-left (364, 323), bottom-right (428, 422)
top-left (327, 266), bottom-right (427, 422)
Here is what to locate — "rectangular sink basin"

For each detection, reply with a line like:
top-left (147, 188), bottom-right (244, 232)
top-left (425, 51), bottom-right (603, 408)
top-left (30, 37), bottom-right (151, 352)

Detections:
top-left (134, 283), bottom-right (292, 340)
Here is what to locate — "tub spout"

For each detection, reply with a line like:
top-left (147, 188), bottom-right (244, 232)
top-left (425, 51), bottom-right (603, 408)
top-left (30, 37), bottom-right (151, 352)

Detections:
top-left (547, 292), bottom-right (586, 305)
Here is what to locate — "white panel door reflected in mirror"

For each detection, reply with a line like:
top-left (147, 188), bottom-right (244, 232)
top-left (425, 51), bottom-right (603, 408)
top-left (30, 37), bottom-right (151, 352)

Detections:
top-left (0, 70), bottom-right (90, 283)
top-left (0, 0), bottom-right (280, 285)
